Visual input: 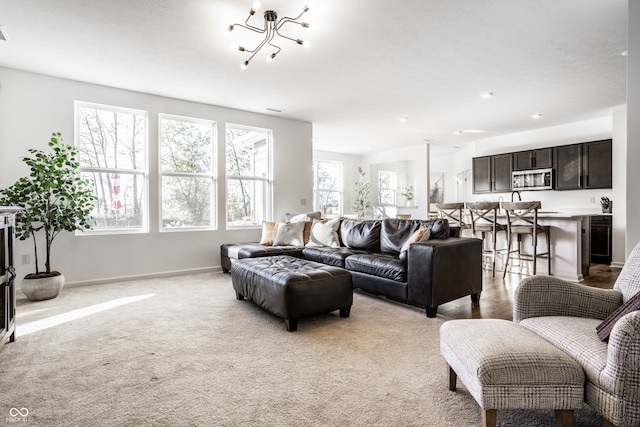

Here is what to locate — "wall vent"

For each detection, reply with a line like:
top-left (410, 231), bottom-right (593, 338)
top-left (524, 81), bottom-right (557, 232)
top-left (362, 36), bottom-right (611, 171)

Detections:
top-left (0, 26), bottom-right (9, 42)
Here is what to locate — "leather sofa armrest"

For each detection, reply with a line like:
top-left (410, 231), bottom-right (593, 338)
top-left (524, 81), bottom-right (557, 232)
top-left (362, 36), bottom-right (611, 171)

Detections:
top-left (513, 275), bottom-right (623, 322)
top-left (406, 237), bottom-right (483, 310)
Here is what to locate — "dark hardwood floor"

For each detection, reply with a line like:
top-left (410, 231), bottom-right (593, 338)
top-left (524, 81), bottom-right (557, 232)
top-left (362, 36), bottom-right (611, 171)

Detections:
top-left (438, 264), bottom-right (621, 321)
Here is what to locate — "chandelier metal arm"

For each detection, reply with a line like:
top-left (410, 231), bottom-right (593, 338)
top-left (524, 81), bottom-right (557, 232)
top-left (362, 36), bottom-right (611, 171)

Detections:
top-left (273, 30), bottom-right (301, 45)
top-left (230, 4), bottom-right (310, 68)
top-left (231, 22), bottom-right (265, 34)
top-left (246, 26), bottom-right (274, 58)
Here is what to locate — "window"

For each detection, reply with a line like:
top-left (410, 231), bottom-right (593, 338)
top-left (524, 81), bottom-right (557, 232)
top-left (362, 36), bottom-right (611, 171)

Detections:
top-left (225, 125), bottom-right (272, 227)
top-left (159, 114), bottom-right (216, 230)
top-left (378, 170), bottom-right (396, 205)
top-left (75, 102), bottom-right (148, 232)
top-left (313, 160), bottom-right (342, 218)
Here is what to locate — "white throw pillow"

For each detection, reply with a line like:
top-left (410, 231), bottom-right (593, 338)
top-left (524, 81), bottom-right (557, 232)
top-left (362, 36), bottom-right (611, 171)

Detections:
top-left (288, 213), bottom-right (311, 223)
top-left (306, 218), bottom-right (341, 248)
top-left (273, 221), bottom-right (305, 246)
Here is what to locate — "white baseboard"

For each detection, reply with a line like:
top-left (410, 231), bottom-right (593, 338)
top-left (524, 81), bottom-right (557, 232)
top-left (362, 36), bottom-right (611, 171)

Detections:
top-left (17, 266), bottom-right (223, 291)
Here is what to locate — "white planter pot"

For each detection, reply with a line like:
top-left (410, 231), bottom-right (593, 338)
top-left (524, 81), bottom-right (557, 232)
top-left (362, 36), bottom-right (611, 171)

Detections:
top-left (21, 274), bottom-right (65, 301)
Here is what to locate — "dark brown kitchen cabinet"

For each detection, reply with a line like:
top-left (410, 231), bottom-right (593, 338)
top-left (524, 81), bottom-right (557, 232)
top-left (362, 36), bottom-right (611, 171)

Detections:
top-left (554, 139), bottom-right (612, 191)
top-left (584, 139), bottom-right (612, 189)
top-left (472, 156), bottom-right (492, 194)
top-left (513, 148), bottom-right (553, 170)
top-left (590, 215), bottom-right (612, 264)
top-left (554, 144), bottom-right (583, 190)
top-left (1, 211), bottom-right (17, 352)
top-left (492, 153), bottom-right (513, 192)
top-left (472, 154), bottom-right (512, 194)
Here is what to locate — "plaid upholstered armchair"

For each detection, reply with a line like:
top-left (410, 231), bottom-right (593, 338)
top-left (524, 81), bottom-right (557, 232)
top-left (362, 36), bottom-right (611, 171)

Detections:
top-left (513, 242), bottom-right (640, 427)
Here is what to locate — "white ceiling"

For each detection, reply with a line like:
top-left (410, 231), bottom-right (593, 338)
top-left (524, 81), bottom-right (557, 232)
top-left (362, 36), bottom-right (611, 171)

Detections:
top-left (0, 0), bottom-right (628, 156)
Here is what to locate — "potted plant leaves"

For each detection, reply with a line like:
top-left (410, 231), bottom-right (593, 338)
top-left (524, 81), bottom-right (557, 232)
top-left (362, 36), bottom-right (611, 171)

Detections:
top-left (0, 132), bottom-right (96, 300)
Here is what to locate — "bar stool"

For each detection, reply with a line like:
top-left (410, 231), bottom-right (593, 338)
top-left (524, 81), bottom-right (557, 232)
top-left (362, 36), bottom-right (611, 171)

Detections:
top-left (436, 202), bottom-right (471, 235)
top-left (466, 202), bottom-right (506, 277)
top-left (501, 201), bottom-right (551, 278)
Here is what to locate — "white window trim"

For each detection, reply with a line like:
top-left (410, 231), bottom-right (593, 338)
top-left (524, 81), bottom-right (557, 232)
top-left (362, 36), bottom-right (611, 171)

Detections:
top-left (158, 113), bottom-right (217, 232)
top-left (74, 101), bottom-right (149, 235)
top-left (313, 160), bottom-right (343, 217)
top-left (225, 123), bottom-right (273, 229)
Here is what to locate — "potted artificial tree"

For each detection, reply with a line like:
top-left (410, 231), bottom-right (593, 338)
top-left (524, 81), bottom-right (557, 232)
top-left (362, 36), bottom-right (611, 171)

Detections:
top-left (0, 132), bottom-right (96, 301)
top-left (352, 167), bottom-right (372, 219)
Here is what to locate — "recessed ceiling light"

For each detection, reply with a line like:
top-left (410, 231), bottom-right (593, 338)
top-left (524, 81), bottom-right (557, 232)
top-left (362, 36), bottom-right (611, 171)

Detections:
top-left (621, 51), bottom-right (628, 57)
top-left (400, 116), bottom-right (408, 122)
top-left (480, 92), bottom-right (494, 99)
top-left (266, 107), bottom-right (283, 113)
top-left (531, 113), bottom-right (542, 119)
top-left (455, 130), bottom-right (485, 134)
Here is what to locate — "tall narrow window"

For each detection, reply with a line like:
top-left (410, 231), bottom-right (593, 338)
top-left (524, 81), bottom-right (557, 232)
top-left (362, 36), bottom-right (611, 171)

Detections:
top-left (378, 170), bottom-right (396, 205)
top-left (226, 125), bottom-right (272, 227)
top-left (159, 114), bottom-right (216, 230)
top-left (313, 160), bottom-right (342, 218)
top-left (75, 102), bottom-right (148, 232)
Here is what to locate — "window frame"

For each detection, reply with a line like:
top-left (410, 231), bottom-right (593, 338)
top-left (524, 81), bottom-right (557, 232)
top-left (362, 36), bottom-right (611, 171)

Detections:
top-left (378, 170), bottom-right (397, 206)
top-left (313, 159), bottom-right (343, 218)
top-left (158, 113), bottom-right (217, 232)
top-left (74, 101), bottom-right (149, 235)
top-left (225, 123), bottom-right (273, 229)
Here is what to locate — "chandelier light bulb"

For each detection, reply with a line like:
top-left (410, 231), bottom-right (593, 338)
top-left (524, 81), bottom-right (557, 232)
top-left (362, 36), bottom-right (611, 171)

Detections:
top-left (227, 25), bottom-right (234, 33)
top-left (267, 53), bottom-right (276, 62)
top-left (241, 60), bottom-right (249, 70)
top-left (252, 0), bottom-right (261, 11)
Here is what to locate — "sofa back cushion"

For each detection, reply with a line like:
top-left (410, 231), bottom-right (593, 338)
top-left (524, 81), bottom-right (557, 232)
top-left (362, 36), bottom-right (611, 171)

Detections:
top-left (341, 219), bottom-right (382, 252)
top-left (380, 218), bottom-right (450, 254)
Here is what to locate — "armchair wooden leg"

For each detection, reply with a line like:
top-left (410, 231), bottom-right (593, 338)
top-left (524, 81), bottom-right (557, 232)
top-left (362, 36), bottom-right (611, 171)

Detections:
top-left (448, 365), bottom-right (457, 391)
top-left (555, 409), bottom-right (574, 427)
top-left (603, 419), bottom-right (617, 427)
top-left (482, 409), bottom-right (497, 427)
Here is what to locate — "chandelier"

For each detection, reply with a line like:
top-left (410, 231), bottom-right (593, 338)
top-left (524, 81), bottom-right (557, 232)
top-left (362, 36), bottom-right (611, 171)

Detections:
top-left (228, 1), bottom-right (311, 69)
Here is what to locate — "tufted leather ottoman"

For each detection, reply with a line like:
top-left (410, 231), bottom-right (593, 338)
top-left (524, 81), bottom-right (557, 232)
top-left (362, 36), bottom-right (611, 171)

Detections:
top-left (231, 255), bottom-right (353, 332)
top-left (440, 319), bottom-right (585, 427)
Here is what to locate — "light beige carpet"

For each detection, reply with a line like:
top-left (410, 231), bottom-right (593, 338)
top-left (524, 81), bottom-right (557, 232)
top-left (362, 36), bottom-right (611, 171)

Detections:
top-left (1, 272), bottom-right (601, 426)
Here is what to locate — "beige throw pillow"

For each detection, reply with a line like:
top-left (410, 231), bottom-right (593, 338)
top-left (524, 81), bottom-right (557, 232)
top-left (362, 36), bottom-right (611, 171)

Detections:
top-left (259, 221), bottom-right (279, 246)
top-left (399, 227), bottom-right (431, 261)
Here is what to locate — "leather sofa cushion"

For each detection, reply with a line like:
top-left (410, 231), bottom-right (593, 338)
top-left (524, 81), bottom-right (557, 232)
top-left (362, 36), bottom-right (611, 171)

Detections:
top-left (342, 220), bottom-right (382, 252)
top-left (345, 253), bottom-right (407, 282)
top-left (380, 218), bottom-right (450, 254)
top-left (302, 247), bottom-right (369, 268)
top-left (228, 243), bottom-right (304, 260)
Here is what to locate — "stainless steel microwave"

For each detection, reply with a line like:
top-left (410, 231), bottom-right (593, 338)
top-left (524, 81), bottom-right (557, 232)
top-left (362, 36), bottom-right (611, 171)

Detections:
top-left (512, 168), bottom-right (553, 191)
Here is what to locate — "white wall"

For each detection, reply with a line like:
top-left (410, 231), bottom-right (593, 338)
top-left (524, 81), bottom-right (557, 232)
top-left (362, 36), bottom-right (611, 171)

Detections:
top-left (0, 67), bottom-right (313, 286)
top-left (612, 105), bottom-right (627, 267)
top-left (627, 0), bottom-right (640, 257)
top-left (362, 144), bottom-right (429, 219)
